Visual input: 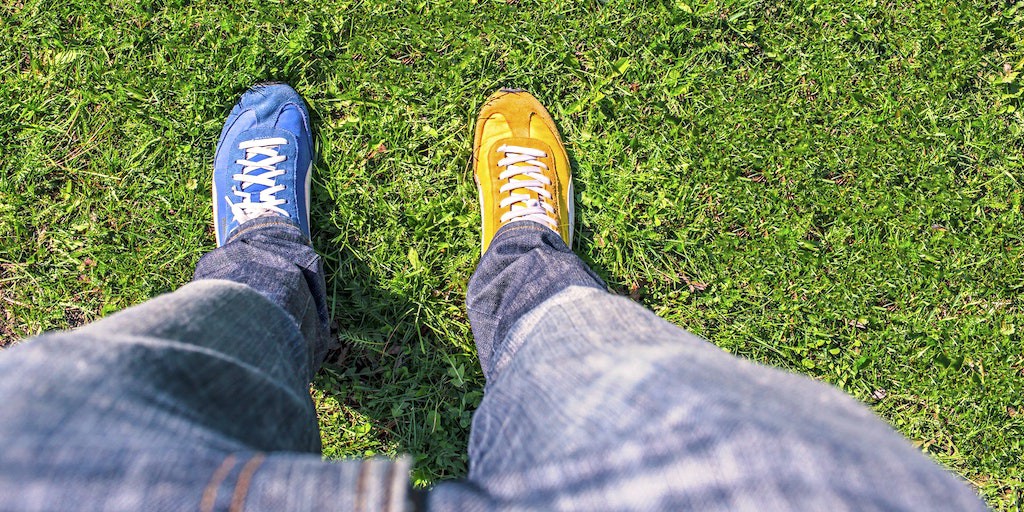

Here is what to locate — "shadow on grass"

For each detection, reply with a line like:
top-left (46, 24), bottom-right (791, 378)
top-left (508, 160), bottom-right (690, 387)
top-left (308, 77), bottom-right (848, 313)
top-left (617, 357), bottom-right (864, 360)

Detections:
top-left (565, 139), bottom-right (618, 290)
top-left (303, 100), bottom-right (617, 487)
top-left (307, 169), bottom-right (478, 486)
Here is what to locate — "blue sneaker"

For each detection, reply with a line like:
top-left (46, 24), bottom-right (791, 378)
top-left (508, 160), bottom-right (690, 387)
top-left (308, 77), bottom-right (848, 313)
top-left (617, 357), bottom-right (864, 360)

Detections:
top-left (213, 83), bottom-right (314, 246)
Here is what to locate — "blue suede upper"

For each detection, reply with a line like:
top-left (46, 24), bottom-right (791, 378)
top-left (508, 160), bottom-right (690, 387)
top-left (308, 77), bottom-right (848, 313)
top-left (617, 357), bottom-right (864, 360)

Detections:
top-left (213, 84), bottom-right (314, 245)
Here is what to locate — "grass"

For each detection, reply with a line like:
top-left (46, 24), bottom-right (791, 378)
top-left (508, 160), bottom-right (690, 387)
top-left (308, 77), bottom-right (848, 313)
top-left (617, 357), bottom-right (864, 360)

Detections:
top-left (1, 0), bottom-right (1023, 506)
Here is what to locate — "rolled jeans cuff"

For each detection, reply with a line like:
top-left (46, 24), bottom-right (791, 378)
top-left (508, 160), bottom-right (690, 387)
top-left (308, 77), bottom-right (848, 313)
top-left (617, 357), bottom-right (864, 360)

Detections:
top-left (193, 217), bottom-right (333, 381)
top-left (466, 221), bottom-right (606, 381)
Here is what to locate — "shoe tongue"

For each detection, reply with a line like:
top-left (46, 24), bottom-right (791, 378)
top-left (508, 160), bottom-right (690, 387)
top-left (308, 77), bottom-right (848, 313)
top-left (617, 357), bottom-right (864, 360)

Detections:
top-left (242, 153), bottom-right (274, 201)
top-left (236, 128), bottom-right (293, 202)
top-left (499, 137), bottom-right (551, 207)
top-left (505, 169), bottom-right (552, 223)
top-left (509, 197), bottom-right (544, 217)
top-left (508, 172), bottom-right (542, 204)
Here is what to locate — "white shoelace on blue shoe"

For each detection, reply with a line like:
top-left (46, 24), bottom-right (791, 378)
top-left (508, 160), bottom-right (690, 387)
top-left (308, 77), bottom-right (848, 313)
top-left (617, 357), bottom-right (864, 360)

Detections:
top-left (226, 137), bottom-right (290, 224)
top-left (496, 144), bottom-right (557, 229)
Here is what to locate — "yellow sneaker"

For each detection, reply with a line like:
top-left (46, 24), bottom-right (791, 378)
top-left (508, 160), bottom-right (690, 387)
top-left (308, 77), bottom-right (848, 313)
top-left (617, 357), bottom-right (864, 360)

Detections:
top-left (472, 88), bottom-right (573, 253)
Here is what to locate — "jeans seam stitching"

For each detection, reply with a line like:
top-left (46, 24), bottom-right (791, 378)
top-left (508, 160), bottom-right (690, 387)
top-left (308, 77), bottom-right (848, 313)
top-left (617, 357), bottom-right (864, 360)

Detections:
top-left (200, 454), bottom-right (237, 512)
top-left (229, 453), bottom-right (265, 512)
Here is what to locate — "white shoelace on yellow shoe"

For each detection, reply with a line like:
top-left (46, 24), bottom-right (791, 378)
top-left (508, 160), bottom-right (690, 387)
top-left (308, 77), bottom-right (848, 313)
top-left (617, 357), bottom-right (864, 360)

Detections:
top-left (226, 137), bottom-right (289, 224)
top-left (496, 144), bottom-right (557, 229)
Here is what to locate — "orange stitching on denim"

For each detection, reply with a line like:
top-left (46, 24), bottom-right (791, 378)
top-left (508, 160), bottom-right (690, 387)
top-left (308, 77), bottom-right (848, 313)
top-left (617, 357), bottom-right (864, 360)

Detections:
top-left (229, 453), bottom-right (266, 512)
top-left (201, 454), bottom-right (237, 512)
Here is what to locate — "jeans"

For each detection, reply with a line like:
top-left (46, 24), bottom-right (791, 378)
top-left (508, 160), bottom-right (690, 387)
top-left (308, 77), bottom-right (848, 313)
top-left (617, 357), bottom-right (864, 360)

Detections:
top-left (0, 219), bottom-right (985, 511)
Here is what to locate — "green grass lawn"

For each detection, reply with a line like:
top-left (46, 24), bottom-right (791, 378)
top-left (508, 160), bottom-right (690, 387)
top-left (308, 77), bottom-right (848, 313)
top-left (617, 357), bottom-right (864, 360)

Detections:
top-left (2, 0), bottom-right (1023, 507)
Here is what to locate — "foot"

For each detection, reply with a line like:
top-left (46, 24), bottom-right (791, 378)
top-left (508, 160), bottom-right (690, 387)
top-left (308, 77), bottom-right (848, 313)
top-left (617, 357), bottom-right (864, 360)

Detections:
top-left (213, 83), bottom-right (314, 246)
top-left (472, 89), bottom-right (574, 253)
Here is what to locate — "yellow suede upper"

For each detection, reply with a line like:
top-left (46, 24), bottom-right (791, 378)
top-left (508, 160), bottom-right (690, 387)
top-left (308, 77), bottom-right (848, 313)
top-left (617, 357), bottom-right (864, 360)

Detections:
top-left (472, 89), bottom-right (573, 253)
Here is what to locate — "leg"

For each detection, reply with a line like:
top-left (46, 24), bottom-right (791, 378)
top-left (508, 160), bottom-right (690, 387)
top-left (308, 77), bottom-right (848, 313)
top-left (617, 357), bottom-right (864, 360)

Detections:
top-left (0, 243), bottom-right (321, 507)
top-left (465, 222), bottom-right (605, 377)
top-left (0, 84), bottom-right (412, 511)
top-left (0, 222), bottom-right (413, 511)
top-left (193, 216), bottom-right (333, 384)
top-left (430, 88), bottom-right (985, 510)
top-left (432, 224), bottom-right (985, 510)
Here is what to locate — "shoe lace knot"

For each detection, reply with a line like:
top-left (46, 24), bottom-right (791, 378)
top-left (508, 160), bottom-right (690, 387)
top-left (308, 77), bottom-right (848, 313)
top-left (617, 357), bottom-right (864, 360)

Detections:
top-left (496, 144), bottom-right (557, 229)
top-left (226, 137), bottom-right (290, 224)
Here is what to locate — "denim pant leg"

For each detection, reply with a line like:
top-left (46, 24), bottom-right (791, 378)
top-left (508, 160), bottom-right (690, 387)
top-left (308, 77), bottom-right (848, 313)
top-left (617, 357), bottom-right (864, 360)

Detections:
top-left (0, 218), bottom-right (411, 511)
top-left (429, 222), bottom-right (985, 511)
top-left (192, 216), bottom-right (334, 382)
